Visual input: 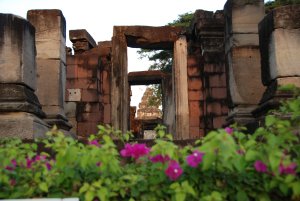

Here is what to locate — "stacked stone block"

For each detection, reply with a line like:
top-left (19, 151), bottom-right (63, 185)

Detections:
top-left (27, 10), bottom-right (72, 132)
top-left (224, 0), bottom-right (265, 128)
top-left (188, 10), bottom-right (229, 136)
top-left (254, 5), bottom-right (300, 119)
top-left (0, 14), bottom-right (49, 138)
top-left (66, 29), bottom-right (111, 138)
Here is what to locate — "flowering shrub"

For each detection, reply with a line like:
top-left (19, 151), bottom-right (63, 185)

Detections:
top-left (0, 85), bottom-right (299, 201)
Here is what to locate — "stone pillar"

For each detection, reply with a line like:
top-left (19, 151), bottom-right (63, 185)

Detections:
top-left (0, 14), bottom-right (49, 138)
top-left (254, 5), bottom-right (300, 119)
top-left (174, 36), bottom-right (189, 139)
top-left (224, 0), bottom-right (265, 128)
top-left (27, 10), bottom-right (72, 131)
top-left (190, 10), bottom-right (228, 134)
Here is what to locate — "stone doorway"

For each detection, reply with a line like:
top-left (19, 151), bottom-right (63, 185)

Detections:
top-left (111, 26), bottom-right (190, 139)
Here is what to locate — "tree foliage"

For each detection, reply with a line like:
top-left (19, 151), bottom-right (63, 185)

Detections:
top-left (265, 0), bottom-right (300, 11)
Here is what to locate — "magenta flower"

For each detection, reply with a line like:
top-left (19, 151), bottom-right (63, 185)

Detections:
top-left (96, 162), bottom-right (102, 167)
top-left (120, 143), bottom-right (134, 157)
top-left (150, 154), bottom-right (170, 163)
top-left (35, 155), bottom-right (46, 161)
top-left (186, 150), bottom-right (205, 168)
top-left (26, 158), bottom-right (34, 169)
top-left (45, 162), bottom-right (52, 170)
top-left (165, 160), bottom-right (183, 180)
top-left (279, 162), bottom-right (297, 175)
top-left (89, 139), bottom-right (100, 147)
top-left (120, 143), bottom-right (150, 160)
top-left (5, 159), bottom-right (17, 171)
top-left (225, 127), bottom-right (233, 135)
top-left (254, 160), bottom-right (268, 173)
top-left (236, 149), bottom-right (245, 155)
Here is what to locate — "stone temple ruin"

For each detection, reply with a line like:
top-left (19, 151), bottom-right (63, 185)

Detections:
top-left (0, 1), bottom-right (300, 140)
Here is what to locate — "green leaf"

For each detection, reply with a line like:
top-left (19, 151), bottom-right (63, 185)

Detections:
top-left (175, 192), bottom-right (186, 201)
top-left (38, 182), bottom-right (48, 192)
top-left (80, 183), bottom-right (90, 194)
top-left (245, 150), bottom-right (259, 162)
top-left (98, 187), bottom-right (108, 201)
top-left (292, 181), bottom-right (300, 197)
top-left (237, 190), bottom-right (249, 201)
top-left (85, 191), bottom-right (95, 201)
top-left (265, 115), bottom-right (277, 127)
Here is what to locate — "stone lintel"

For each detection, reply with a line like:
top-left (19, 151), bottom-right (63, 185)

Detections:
top-left (113, 26), bottom-right (185, 50)
top-left (98, 41), bottom-right (112, 47)
top-left (128, 71), bottom-right (168, 85)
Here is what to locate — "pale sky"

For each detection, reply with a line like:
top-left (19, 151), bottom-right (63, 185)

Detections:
top-left (0, 0), bottom-right (243, 110)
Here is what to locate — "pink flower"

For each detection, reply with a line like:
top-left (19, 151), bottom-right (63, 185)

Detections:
top-left (186, 150), bottom-right (205, 168)
top-left (254, 160), bottom-right (268, 173)
top-left (150, 154), bottom-right (170, 163)
top-left (96, 162), bottom-right (101, 167)
top-left (35, 155), bottom-right (46, 161)
top-left (165, 160), bottom-right (183, 180)
top-left (237, 149), bottom-right (245, 155)
top-left (26, 158), bottom-right (34, 169)
top-left (45, 162), bottom-right (52, 170)
top-left (279, 162), bottom-right (297, 175)
top-left (225, 127), bottom-right (233, 135)
top-left (89, 140), bottom-right (100, 147)
top-left (5, 159), bottom-right (17, 171)
top-left (120, 143), bottom-right (134, 157)
top-left (120, 143), bottom-right (150, 160)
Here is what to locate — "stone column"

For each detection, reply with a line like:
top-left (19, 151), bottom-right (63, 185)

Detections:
top-left (0, 14), bottom-right (49, 138)
top-left (254, 5), bottom-right (300, 118)
top-left (173, 36), bottom-right (190, 139)
top-left (224, 0), bottom-right (265, 128)
top-left (27, 10), bottom-right (72, 131)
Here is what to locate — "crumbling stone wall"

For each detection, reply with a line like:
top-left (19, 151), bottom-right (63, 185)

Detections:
top-left (187, 10), bottom-right (229, 137)
top-left (65, 29), bottom-right (111, 138)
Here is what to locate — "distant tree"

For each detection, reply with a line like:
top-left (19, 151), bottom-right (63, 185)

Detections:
top-left (137, 12), bottom-right (194, 107)
top-left (265, 0), bottom-right (300, 11)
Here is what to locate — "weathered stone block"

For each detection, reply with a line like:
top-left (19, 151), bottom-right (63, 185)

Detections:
top-left (225, 33), bottom-right (259, 52)
top-left (188, 91), bottom-right (203, 101)
top-left (69, 29), bottom-right (97, 54)
top-left (189, 101), bottom-right (202, 117)
top-left (224, 0), bottom-right (265, 34)
top-left (0, 14), bottom-right (36, 90)
top-left (65, 102), bottom-right (77, 118)
top-left (189, 126), bottom-right (200, 139)
top-left (36, 59), bottom-right (65, 107)
top-left (259, 6), bottom-right (300, 85)
top-left (66, 89), bottom-right (81, 102)
top-left (211, 87), bottom-right (227, 99)
top-left (66, 78), bottom-right (97, 90)
top-left (209, 74), bottom-right (227, 87)
top-left (226, 46), bottom-right (265, 104)
top-left (27, 10), bottom-right (66, 63)
top-left (0, 112), bottom-right (49, 138)
top-left (188, 78), bottom-right (202, 90)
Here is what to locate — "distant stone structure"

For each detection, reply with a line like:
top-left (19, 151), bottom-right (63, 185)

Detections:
top-left (0, 2), bottom-right (299, 139)
top-left (136, 87), bottom-right (162, 120)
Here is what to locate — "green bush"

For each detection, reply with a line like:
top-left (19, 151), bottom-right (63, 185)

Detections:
top-left (0, 85), bottom-right (299, 201)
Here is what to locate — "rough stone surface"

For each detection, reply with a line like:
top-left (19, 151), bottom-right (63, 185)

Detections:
top-left (36, 59), bottom-right (65, 107)
top-left (27, 9), bottom-right (66, 64)
top-left (0, 14), bottom-right (36, 90)
top-left (259, 5), bottom-right (300, 85)
top-left (0, 112), bottom-right (49, 138)
top-left (69, 29), bottom-right (97, 54)
top-left (226, 47), bottom-right (265, 104)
